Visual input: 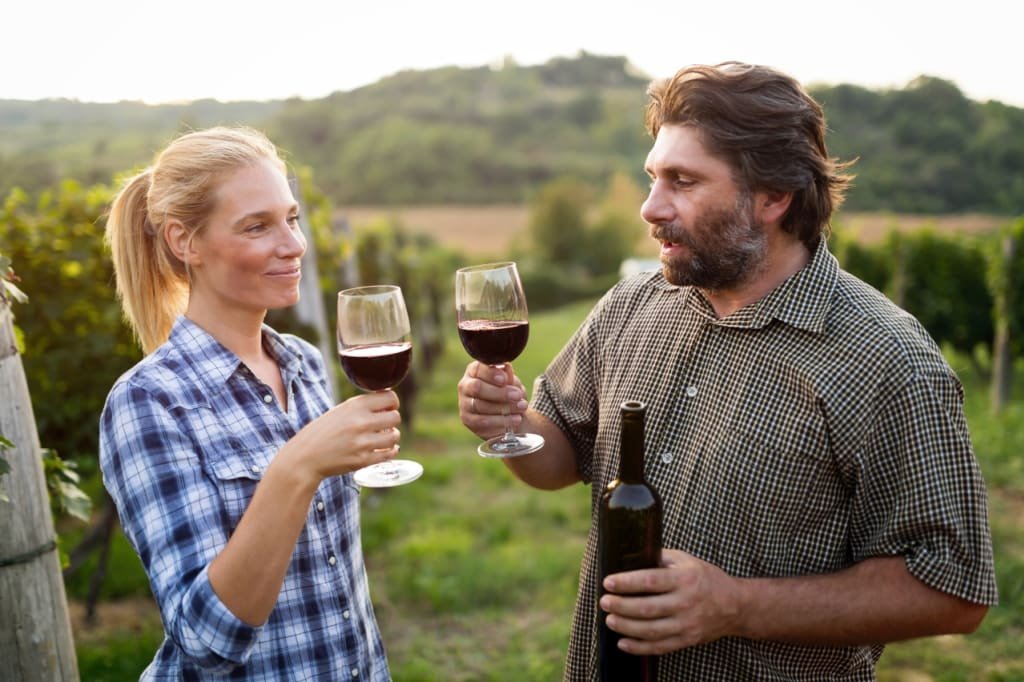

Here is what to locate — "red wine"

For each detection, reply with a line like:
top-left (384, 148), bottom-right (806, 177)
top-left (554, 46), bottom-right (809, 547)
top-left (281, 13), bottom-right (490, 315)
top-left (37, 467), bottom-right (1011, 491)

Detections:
top-left (457, 320), bottom-right (529, 365)
top-left (339, 342), bottom-right (412, 391)
top-left (598, 401), bottom-right (662, 682)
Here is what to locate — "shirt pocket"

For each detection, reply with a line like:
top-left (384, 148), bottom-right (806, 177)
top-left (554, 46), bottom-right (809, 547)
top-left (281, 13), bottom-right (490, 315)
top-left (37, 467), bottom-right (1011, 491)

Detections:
top-left (693, 420), bottom-right (848, 576)
top-left (203, 448), bottom-right (266, 531)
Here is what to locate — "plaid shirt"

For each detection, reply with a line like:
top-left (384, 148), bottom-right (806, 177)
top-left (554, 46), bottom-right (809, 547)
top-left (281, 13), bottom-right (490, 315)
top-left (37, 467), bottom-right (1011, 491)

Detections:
top-left (533, 240), bottom-right (998, 681)
top-left (100, 317), bottom-right (390, 681)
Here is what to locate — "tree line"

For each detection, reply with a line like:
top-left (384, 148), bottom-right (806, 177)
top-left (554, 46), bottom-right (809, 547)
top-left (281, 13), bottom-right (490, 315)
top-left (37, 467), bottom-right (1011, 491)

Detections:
top-left (2, 52), bottom-right (1022, 213)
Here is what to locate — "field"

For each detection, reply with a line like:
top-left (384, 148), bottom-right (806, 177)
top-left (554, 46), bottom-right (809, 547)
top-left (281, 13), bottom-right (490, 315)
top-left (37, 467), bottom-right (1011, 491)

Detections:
top-left (339, 204), bottom-right (1009, 258)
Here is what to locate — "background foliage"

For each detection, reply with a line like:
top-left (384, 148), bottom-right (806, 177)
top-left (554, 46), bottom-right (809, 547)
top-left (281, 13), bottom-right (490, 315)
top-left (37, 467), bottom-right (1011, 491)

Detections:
top-left (3, 53), bottom-right (1023, 213)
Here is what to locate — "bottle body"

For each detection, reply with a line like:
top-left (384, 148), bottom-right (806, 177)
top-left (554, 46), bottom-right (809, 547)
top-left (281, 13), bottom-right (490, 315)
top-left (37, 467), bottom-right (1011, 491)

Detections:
top-left (597, 401), bottom-right (662, 682)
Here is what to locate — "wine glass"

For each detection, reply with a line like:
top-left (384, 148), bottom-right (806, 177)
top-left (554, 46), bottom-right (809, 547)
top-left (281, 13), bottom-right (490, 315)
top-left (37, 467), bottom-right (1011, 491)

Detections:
top-left (455, 262), bottom-right (545, 458)
top-left (337, 285), bottom-right (423, 487)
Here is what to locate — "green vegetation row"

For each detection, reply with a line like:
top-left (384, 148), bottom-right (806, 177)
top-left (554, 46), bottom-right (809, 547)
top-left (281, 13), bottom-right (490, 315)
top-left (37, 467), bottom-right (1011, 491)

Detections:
top-left (3, 164), bottom-right (1023, 680)
top-left (3, 52), bottom-right (1023, 213)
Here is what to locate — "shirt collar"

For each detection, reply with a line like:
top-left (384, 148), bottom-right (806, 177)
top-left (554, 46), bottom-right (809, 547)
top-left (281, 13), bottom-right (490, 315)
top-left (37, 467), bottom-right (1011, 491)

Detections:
top-left (751, 238), bottom-right (837, 334)
top-left (648, 238), bottom-right (838, 333)
top-left (167, 317), bottom-right (309, 395)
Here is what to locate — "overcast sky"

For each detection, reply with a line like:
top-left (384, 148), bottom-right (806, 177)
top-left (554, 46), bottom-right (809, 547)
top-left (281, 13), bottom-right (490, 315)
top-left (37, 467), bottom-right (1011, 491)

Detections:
top-left (4, 0), bottom-right (1019, 106)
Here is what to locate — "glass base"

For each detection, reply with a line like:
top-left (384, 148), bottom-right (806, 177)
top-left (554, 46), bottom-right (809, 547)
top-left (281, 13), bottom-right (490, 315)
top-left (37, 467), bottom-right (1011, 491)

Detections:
top-left (353, 459), bottom-right (423, 487)
top-left (478, 432), bottom-right (545, 459)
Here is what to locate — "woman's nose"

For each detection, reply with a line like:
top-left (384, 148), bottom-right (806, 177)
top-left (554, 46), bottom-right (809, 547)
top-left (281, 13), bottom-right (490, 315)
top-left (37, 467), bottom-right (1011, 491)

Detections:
top-left (279, 223), bottom-right (307, 257)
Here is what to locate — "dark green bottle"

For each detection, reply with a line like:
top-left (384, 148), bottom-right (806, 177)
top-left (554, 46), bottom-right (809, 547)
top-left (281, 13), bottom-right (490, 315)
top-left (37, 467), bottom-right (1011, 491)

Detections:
top-left (598, 400), bottom-right (662, 682)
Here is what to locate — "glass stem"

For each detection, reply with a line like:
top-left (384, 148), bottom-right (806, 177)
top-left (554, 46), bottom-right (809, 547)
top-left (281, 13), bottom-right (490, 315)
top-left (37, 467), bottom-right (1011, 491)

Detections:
top-left (375, 388), bottom-right (401, 478)
top-left (495, 364), bottom-right (516, 443)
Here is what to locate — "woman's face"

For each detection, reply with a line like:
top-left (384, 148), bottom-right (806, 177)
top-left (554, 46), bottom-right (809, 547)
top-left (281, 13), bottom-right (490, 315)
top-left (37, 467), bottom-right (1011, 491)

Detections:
top-left (187, 158), bottom-right (306, 315)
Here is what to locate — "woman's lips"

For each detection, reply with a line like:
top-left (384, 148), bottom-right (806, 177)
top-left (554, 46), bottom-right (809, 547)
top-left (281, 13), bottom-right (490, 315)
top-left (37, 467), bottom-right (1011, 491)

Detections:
top-left (267, 266), bottom-right (301, 278)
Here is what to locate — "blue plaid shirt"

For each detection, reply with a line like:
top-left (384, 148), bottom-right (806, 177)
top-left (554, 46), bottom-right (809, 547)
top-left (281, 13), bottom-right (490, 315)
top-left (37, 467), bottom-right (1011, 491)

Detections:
top-left (100, 317), bottom-right (391, 681)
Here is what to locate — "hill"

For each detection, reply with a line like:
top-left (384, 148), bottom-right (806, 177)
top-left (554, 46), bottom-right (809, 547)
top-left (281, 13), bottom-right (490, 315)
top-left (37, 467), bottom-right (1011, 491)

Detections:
top-left (2, 53), bottom-right (1022, 214)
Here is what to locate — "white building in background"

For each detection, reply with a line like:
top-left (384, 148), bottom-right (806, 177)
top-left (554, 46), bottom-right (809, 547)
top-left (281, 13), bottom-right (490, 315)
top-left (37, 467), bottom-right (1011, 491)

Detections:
top-left (619, 258), bottom-right (660, 279)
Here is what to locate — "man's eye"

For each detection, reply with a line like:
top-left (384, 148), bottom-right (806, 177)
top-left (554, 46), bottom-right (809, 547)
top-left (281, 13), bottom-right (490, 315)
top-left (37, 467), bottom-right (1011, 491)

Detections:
top-left (245, 223), bottom-right (266, 233)
top-left (287, 214), bottom-right (301, 226)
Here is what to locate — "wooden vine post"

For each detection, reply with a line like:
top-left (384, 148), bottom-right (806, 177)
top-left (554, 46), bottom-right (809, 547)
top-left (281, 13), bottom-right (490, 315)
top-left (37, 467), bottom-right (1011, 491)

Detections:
top-left (990, 230), bottom-right (1018, 413)
top-left (0, 297), bottom-right (79, 681)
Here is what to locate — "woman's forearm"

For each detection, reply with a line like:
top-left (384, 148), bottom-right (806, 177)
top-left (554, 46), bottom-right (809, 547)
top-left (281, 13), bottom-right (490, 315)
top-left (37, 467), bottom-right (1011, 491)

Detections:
top-left (207, 455), bottom-right (319, 626)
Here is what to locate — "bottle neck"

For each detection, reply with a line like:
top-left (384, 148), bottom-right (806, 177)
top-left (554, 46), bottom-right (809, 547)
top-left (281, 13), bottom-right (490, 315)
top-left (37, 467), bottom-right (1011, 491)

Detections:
top-left (618, 411), bottom-right (645, 483)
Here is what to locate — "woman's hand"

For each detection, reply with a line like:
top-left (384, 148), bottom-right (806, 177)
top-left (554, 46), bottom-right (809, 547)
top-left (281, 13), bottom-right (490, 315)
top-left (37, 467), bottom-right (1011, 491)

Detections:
top-left (278, 390), bottom-right (402, 487)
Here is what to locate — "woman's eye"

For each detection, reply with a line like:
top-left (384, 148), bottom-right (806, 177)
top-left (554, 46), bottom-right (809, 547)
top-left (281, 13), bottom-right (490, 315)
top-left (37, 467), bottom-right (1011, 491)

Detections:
top-left (287, 214), bottom-right (301, 227)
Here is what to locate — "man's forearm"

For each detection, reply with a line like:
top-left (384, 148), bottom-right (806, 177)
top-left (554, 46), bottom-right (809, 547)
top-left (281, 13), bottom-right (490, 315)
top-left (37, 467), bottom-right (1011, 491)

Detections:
top-left (736, 556), bottom-right (988, 645)
top-left (501, 409), bottom-right (581, 490)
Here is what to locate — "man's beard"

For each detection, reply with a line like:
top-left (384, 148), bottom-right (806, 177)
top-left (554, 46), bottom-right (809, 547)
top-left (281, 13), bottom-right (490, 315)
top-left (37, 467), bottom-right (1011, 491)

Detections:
top-left (652, 193), bottom-right (768, 291)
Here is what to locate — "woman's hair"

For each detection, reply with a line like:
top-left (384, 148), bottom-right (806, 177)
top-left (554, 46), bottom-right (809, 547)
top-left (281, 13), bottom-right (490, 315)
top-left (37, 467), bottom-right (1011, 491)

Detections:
top-left (106, 126), bottom-right (285, 353)
top-left (644, 62), bottom-right (855, 248)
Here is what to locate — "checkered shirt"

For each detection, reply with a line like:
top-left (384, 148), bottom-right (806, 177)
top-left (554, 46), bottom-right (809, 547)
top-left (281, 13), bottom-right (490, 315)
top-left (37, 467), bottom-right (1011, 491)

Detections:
top-left (100, 317), bottom-right (390, 681)
top-left (532, 240), bottom-right (998, 681)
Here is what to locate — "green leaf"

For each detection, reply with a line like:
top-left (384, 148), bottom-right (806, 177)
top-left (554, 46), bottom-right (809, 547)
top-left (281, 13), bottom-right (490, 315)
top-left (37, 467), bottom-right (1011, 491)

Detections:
top-left (57, 481), bottom-right (93, 522)
top-left (2, 279), bottom-right (28, 304)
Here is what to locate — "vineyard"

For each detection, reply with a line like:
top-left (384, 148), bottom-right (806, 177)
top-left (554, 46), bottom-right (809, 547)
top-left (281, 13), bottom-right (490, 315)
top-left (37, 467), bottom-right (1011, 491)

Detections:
top-left (2, 52), bottom-right (1024, 678)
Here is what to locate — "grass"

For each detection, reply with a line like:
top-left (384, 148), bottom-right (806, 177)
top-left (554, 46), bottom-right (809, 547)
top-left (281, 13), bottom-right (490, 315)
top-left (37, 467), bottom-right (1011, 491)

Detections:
top-left (70, 296), bottom-right (1024, 681)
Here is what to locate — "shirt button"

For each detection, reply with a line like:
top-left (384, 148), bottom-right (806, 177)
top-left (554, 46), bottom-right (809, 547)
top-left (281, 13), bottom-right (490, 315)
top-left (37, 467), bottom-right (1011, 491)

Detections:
top-left (685, 385), bottom-right (698, 398)
top-left (660, 452), bottom-right (674, 464)
top-left (316, 501), bottom-right (325, 512)
top-left (351, 670), bottom-right (359, 678)
top-left (328, 554), bottom-right (337, 566)
top-left (342, 610), bottom-right (351, 620)
top-left (263, 394), bottom-right (273, 404)
top-left (250, 465), bottom-right (261, 474)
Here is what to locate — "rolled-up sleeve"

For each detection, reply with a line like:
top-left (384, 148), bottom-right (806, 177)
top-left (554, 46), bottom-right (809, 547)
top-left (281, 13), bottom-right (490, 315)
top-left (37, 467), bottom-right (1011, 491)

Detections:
top-left (100, 380), bottom-right (262, 671)
top-left (850, 369), bottom-right (999, 605)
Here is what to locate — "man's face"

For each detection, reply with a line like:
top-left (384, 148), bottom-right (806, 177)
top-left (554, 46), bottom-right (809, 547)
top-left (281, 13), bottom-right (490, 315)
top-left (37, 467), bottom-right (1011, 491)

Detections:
top-left (640, 124), bottom-right (767, 291)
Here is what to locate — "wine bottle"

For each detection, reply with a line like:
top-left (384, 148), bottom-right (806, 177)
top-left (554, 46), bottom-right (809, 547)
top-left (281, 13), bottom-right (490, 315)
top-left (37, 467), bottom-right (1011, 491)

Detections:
top-left (598, 400), bottom-right (662, 682)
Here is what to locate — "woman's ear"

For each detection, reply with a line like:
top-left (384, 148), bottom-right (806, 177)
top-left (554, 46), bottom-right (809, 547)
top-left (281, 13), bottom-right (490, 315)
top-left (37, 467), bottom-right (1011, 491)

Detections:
top-left (164, 220), bottom-right (200, 266)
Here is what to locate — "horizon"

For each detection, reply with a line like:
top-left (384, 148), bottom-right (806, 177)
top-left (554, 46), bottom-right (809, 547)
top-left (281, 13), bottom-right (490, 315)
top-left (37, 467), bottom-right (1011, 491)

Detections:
top-left (0, 53), bottom-right (1015, 110)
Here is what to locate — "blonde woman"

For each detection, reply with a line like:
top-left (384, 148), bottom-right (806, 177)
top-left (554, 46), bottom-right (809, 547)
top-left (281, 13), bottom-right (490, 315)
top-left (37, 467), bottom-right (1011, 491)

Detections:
top-left (101, 126), bottom-right (396, 680)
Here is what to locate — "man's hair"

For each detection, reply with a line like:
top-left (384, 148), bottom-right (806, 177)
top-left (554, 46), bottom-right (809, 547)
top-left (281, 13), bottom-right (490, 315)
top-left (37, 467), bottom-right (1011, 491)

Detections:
top-left (645, 62), bottom-right (855, 248)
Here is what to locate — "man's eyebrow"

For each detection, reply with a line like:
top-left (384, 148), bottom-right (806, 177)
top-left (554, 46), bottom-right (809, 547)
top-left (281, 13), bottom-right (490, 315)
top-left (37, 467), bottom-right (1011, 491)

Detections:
top-left (645, 162), bottom-right (706, 179)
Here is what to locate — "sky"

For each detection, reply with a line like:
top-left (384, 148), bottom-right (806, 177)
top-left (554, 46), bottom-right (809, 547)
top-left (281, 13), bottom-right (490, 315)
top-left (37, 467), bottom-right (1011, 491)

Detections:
top-left (3, 0), bottom-right (1020, 107)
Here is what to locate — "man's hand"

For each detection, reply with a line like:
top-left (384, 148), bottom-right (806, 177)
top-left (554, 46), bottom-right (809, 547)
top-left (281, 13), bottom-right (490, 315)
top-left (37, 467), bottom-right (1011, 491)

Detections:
top-left (599, 549), bottom-right (742, 655)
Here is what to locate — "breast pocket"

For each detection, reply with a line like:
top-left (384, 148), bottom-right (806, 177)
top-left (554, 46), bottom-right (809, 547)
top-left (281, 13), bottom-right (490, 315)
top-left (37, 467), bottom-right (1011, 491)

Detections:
top-left (693, 421), bottom-right (847, 576)
top-left (203, 449), bottom-right (266, 531)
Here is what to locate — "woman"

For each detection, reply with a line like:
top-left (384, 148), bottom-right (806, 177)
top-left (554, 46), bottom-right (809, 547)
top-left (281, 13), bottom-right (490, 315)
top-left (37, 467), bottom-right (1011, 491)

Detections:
top-left (100, 126), bottom-right (396, 680)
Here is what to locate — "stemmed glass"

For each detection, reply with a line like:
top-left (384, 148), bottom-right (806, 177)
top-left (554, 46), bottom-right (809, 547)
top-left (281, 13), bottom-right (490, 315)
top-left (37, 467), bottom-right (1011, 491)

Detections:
top-left (337, 285), bottom-right (423, 487)
top-left (455, 262), bottom-right (545, 458)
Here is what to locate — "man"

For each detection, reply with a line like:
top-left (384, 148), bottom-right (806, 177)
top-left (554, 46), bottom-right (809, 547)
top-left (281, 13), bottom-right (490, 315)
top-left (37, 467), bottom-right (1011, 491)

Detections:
top-left (457, 62), bottom-right (997, 680)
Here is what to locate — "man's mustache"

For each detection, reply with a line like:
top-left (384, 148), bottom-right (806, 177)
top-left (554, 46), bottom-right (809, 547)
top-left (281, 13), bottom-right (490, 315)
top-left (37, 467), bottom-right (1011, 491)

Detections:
top-left (649, 223), bottom-right (692, 247)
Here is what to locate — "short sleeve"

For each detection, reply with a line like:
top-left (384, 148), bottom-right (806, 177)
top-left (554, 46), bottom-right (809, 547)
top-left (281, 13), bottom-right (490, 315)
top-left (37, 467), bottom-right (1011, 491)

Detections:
top-left (849, 370), bottom-right (998, 605)
top-left (531, 292), bottom-right (618, 484)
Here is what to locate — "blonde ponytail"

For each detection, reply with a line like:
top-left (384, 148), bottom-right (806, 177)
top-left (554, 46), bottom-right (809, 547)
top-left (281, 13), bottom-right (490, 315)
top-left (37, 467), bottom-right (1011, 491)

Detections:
top-left (106, 170), bottom-right (189, 354)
